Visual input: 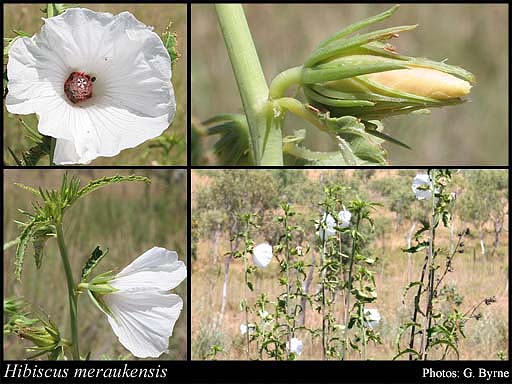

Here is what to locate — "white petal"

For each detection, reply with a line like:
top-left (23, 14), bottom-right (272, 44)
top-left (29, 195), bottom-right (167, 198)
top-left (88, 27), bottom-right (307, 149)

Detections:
top-left (253, 243), bottom-right (272, 268)
top-left (317, 213), bottom-right (336, 239)
top-left (99, 12), bottom-right (175, 120)
top-left (338, 210), bottom-right (352, 228)
top-left (104, 291), bottom-right (183, 358)
top-left (6, 35), bottom-right (70, 133)
top-left (412, 174), bottom-right (433, 200)
top-left (287, 337), bottom-right (303, 356)
top-left (111, 247), bottom-right (186, 292)
top-left (53, 139), bottom-right (88, 165)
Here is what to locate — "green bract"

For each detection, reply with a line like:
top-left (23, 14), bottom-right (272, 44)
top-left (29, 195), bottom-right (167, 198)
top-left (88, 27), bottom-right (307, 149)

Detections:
top-left (301, 5), bottom-right (475, 120)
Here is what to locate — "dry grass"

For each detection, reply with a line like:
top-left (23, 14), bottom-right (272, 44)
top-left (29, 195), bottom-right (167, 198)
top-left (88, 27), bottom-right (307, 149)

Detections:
top-left (3, 169), bottom-right (188, 360)
top-left (3, 3), bottom-right (188, 165)
top-left (191, 170), bottom-right (509, 360)
top-left (191, 4), bottom-right (508, 165)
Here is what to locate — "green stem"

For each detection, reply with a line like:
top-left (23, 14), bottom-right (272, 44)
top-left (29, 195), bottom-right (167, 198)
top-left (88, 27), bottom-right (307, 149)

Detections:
top-left (269, 66), bottom-right (303, 100)
top-left (215, 4), bottom-right (282, 165)
top-left (275, 97), bottom-right (324, 130)
top-left (359, 304), bottom-right (367, 360)
top-left (55, 221), bottom-right (79, 360)
top-left (422, 169), bottom-right (437, 360)
top-left (342, 214), bottom-right (361, 360)
top-left (49, 138), bottom-right (56, 166)
top-left (284, 213), bottom-right (291, 360)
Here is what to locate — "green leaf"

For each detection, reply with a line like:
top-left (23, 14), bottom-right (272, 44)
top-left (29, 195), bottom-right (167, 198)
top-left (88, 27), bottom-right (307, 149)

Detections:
top-left (162, 21), bottom-right (180, 68)
top-left (32, 224), bottom-right (55, 269)
top-left (81, 246), bottom-right (108, 282)
top-left (363, 121), bottom-right (411, 150)
top-left (317, 5), bottom-right (400, 48)
top-left (7, 147), bottom-right (23, 166)
top-left (402, 241), bottom-right (429, 253)
top-left (12, 30), bottom-right (31, 38)
top-left (305, 24), bottom-right (418, 67)
top-left (80, 245), bottom-right (108, 282)
top-left (205, 114), bottom-right (252, 165)
top-left (402, 281), bottom-right (422, 304)
top-left (393, 348), bottom-right (421, 360)
top-left (77, 175), bottom-right (150, 200)
top-left (14, 136), bottom-right (52, 166)
top-left (15, 220), bottom-right (37, 280)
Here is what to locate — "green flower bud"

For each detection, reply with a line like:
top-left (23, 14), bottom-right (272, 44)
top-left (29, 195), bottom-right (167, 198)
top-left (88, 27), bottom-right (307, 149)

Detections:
top-left (301, 6), bottom-right (475, 120)
top-left (13, 318), bottom-right (62, 352)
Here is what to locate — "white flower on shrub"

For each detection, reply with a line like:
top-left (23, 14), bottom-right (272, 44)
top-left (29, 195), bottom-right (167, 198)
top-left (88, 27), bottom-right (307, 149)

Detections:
top-left (364, 308), bottom-right (381, 329)
top-left (338, 209), bottom-right (352, 228)
top-left (316, 213), bottom-right (336, 240)
top-left (240, 323), bottom-right (256, 335)
top-left (412, 173), bottom-right (433, 200)
top-left (253, 243), bottom-right (272, 268)
top-left (6, 8), bottom-right (175, 164)
top-left (287, 337), bottom-right (303, 356)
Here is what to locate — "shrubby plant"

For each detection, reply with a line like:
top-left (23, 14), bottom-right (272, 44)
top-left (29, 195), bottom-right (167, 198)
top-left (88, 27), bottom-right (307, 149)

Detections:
top-left (195, 170), bottom-right (503, 360)
top-left (396, 170), bottom-right (496, 360)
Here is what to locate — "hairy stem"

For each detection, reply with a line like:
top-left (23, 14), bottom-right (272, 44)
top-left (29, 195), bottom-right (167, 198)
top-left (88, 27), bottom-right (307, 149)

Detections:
top-left (284, 213), bottom-right (291, 360)
top-left (342, 214), bottom-right (361, 360)
top-left (55, 221), bottom-right (79, 360)
top-left (215, 4), bottom-right (282, 165)
top-left (320, 228), bottom-right (327, 359)
top-left (421, 169), bottom-right (437, 359)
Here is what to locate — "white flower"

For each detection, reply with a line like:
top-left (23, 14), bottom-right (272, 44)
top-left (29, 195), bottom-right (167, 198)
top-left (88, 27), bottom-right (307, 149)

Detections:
top-left (364, 308), bottom-right (381, 329)
top-left (412, 173), bottom-right (433, 200)
top-left (316, 213), bottom-right (336, 240)
top-left (287, 337), bottom-right (303, 356)
top-left (240, 323), bottom-right (255, 335)
top-left (253, 243), bottom-right (272, 268)
top-left (6, 8), bottom-right (175, 164)
top-left (258, 310), bottom-right (269, 320)
top-left (338, 209), bottom-right (352, 228)
top-left (101, 247), bottom-right (186, 358)
top-left (258, 310), bottom-right (272, 329)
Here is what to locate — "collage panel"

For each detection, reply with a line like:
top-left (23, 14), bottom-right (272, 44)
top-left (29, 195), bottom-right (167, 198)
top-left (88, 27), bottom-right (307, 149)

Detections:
top-left (3, 169), bottom-right (187, 360)
top-left (0, 1), bottom-right (510, 383)
top-left (191, 4), bottom-right (507, 166)
top-left (191, 169), bottom-right (508, 361)
top-left (3, 3), bottom-right (187, 166)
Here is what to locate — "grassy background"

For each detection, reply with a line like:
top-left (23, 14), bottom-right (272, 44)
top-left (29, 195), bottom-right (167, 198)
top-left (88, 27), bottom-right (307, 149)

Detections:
top-left (3, 3), bottom-right (187, 166)
top-left (192, 4), bottom-right (508, 165)
top-left (191, 170), bottom-right (509, 360)
top-left (3, 169), bottom-right (188, 360)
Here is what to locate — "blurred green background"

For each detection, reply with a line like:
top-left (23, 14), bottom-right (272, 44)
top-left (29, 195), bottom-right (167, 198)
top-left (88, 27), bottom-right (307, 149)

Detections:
top-left (192, 4), bottom-right (508, 165)
top-left (4, 169), bottom-right (187, 360)
top-left (3, 3), bottom-right (187, 166)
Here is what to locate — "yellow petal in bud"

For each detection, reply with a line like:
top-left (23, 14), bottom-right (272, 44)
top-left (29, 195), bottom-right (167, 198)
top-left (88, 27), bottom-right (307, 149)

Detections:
top-left (366, 68), bottom-right (471, 100)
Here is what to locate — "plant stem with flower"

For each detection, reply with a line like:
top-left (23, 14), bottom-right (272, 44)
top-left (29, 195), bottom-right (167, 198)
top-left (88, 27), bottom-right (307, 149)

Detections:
top-left (207, 5), bottom-right (475, 166)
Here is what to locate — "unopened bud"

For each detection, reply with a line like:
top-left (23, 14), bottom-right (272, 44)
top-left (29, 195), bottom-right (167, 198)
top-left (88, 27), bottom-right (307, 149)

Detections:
top-left (365, 68), bottom-right (471, 100)
top-left (13, 319), bottom-right (61, 351)
top-left (300, 6), bottom-right (475, 120)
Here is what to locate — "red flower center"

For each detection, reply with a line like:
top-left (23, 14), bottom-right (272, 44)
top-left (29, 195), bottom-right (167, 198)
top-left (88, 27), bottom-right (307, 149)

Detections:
top-left (64, 72), bottom-right (94, 104)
